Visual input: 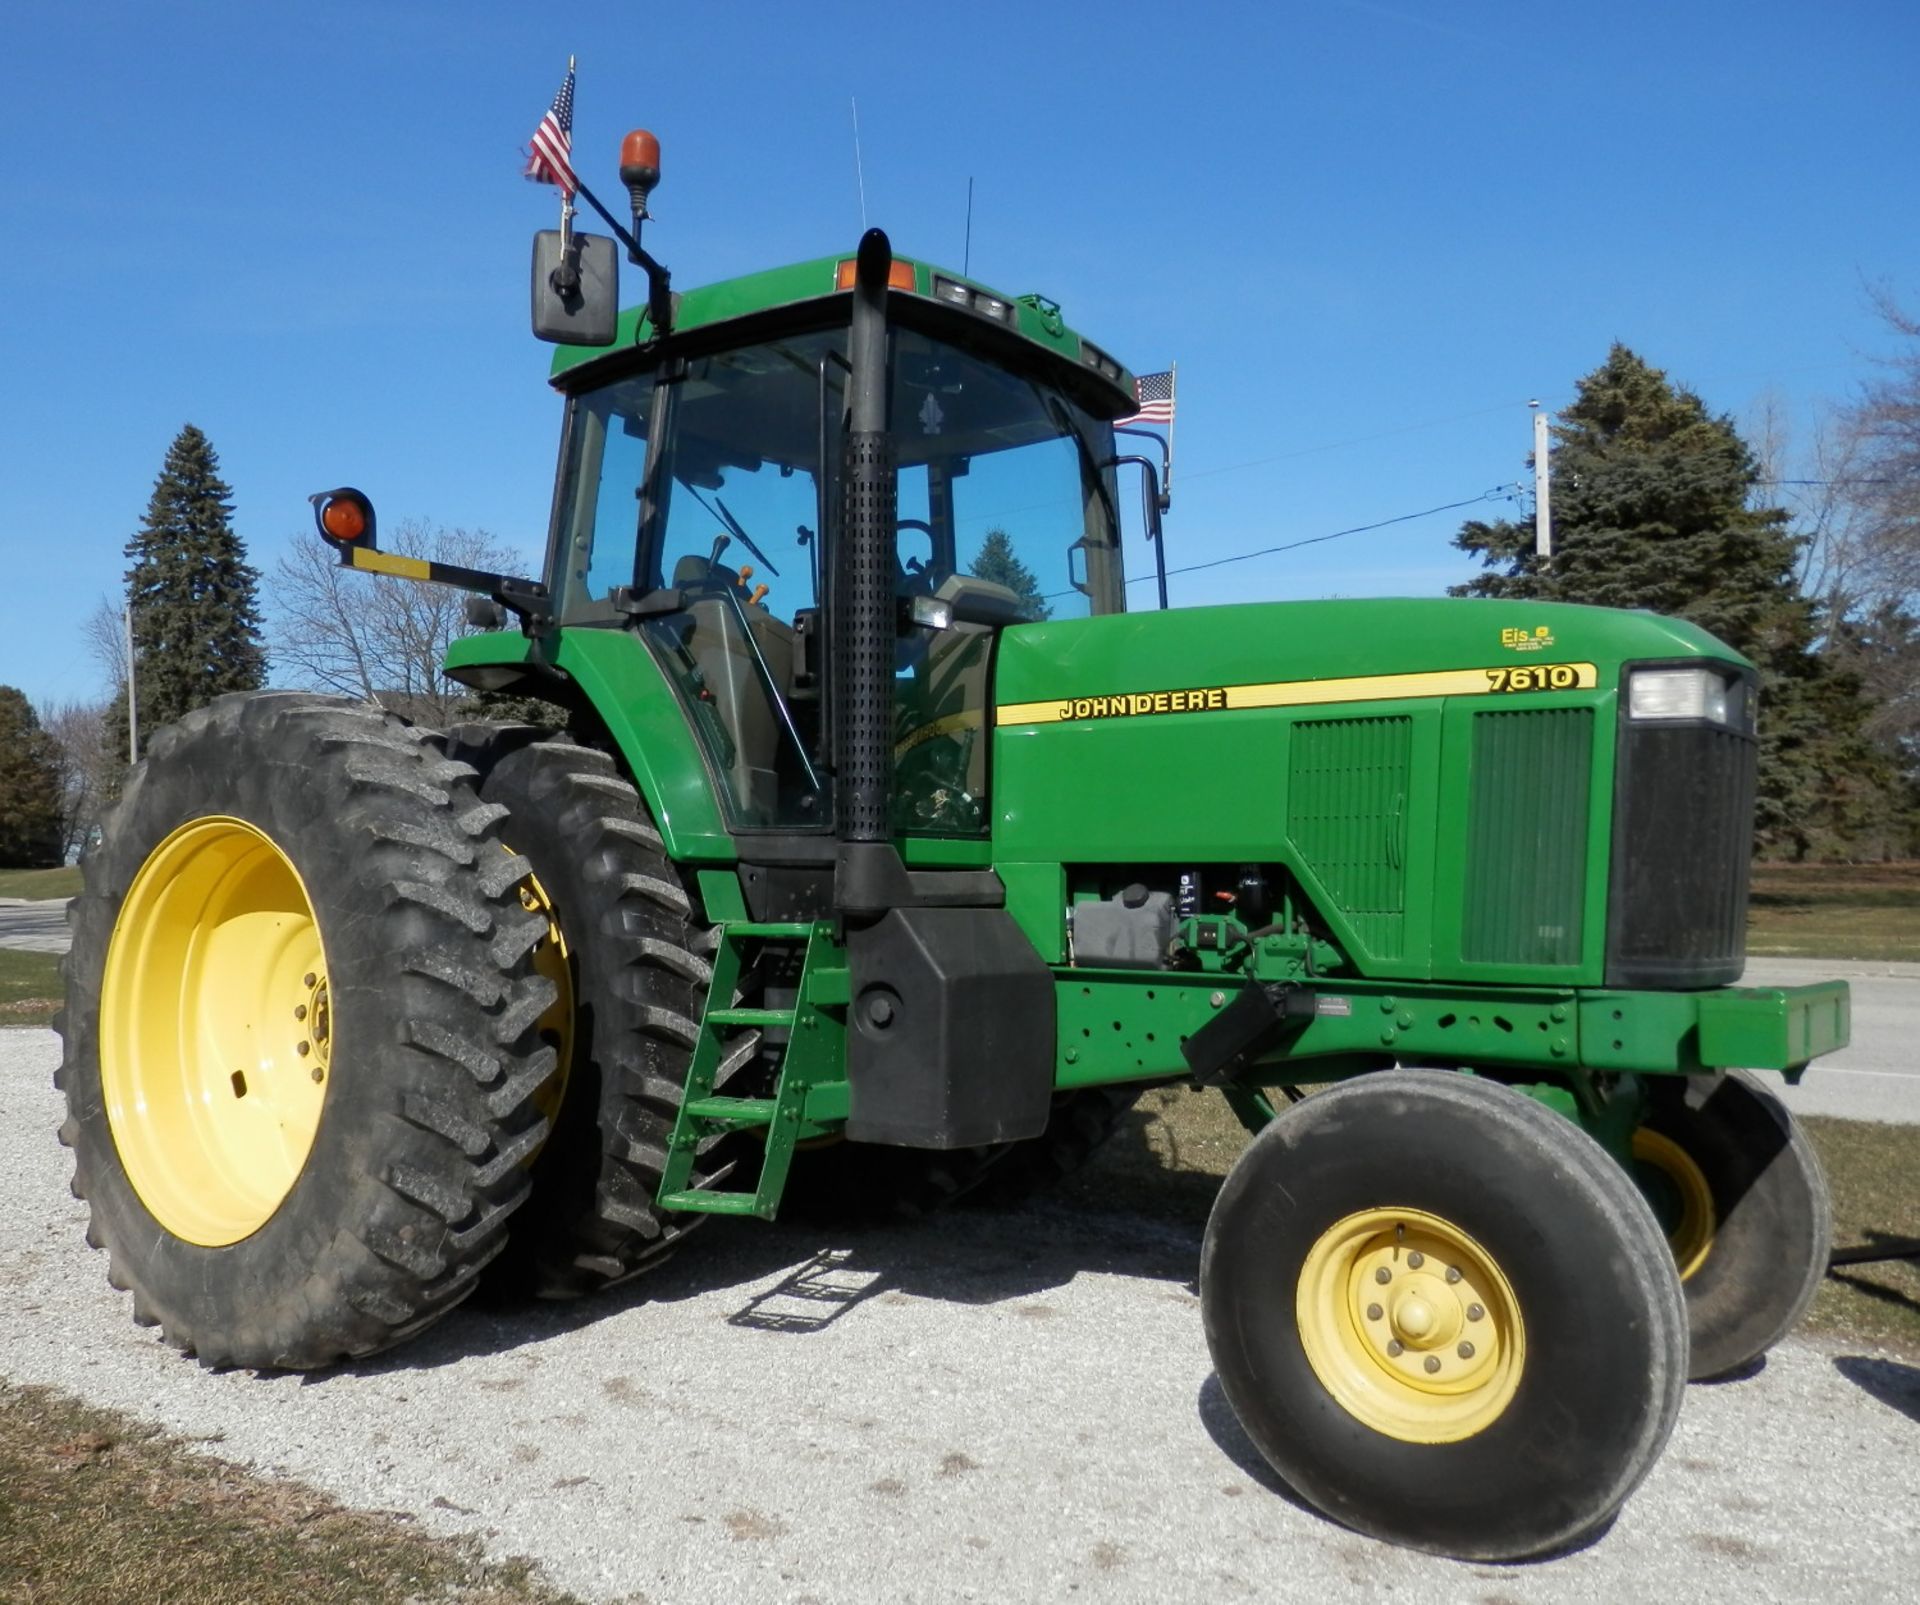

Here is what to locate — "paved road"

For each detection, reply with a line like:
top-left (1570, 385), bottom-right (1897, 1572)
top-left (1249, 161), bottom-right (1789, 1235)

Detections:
top-left (1748, 958), bottom-right (1920, 1124)
top-left (0, 898), bottom-right (69, 953)
top-left (3, 1029), bottom-right (1918, 1604)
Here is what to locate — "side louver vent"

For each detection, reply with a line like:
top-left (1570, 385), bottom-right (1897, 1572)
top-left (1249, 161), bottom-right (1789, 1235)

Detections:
top-left (1462, 707), bottom-right (1594, 967)
top-left (1287, 716), bottom-right (1413, 961)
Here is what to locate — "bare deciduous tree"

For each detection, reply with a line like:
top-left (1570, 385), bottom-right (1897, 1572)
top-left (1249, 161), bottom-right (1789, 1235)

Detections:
top-left (37, 698), bottom-right (115, 858)
top-left (83, 597), bottom-right (129, 694)
top-left (270, 520), bottom-right (534, 726)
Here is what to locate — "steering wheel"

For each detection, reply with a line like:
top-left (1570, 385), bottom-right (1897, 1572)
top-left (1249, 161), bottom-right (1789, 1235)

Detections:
top-left (895, 519), bottom-right (937, 594)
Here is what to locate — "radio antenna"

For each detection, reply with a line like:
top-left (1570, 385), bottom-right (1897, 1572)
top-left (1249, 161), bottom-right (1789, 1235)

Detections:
top-left (963, 176), bottom-right (974, 275)
top-left (850, 97), bottom-right (868, 229)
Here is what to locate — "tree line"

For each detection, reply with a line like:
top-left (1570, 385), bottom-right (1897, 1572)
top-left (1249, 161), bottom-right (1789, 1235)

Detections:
top-left (3, 301), bottom-right (1917, 868)
top-left (1454, 295), bottom-right (1919, 858)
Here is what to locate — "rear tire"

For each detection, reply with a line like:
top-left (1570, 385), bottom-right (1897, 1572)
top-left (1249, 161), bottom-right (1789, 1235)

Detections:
top-left (451, 728), bottom-right (715, 1298)
top-left (1201, 1070), bottom-right (1687, 1560)
top-left (1635, 1070), bottom-right (1831, 1380)
top-left (56, 694), bottom-right (556, 1369)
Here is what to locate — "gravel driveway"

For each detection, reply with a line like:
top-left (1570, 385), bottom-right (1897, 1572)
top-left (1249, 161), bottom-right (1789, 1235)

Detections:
top-left (4, 1027), bottom-right (1917, 1603)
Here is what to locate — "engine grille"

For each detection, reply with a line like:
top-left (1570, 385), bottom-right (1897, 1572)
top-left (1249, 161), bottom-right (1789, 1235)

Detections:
top-left (1605, 720), bottom-right (1757, 988)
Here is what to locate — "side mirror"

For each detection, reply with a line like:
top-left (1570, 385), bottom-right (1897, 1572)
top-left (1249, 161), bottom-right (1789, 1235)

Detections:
top-left (1107, 454), bottom-right (1170, 609)
top-left (1108, 454), bottom-right (1164, 544)
top-left (532, 231), bottom-right (618, 345)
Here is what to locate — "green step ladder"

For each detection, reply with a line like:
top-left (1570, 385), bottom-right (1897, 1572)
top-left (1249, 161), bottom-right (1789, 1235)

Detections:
top-left (655, 920), bottom-right (844, 1220)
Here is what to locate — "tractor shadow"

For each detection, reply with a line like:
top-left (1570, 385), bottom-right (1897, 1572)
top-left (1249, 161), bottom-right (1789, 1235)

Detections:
top-left (326, 1192), bottom-right (1208, 1377)
top-left (1832, 1355), bottom-right (1920, 1427)
top-left (323, 1102), bottom-right (1220, 1376)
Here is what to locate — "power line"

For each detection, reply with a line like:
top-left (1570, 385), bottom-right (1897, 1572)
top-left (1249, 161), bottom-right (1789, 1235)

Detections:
top-left (1176, 402), bottom-right (1533, 486)
top-left (1117, 486), bottom-right (1516, 592)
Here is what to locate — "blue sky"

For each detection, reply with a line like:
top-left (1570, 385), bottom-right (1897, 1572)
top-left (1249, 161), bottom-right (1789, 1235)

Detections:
top-left (3, 0), bottom-right (1916, 709)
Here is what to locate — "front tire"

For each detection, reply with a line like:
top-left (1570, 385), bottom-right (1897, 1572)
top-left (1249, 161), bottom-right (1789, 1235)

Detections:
top-left (57, 694), bottom-right (557, 1369)
top-left (1201, 1070), bottom-right (1688, 1560)
top-left (1634, 1070), bottom-right (1832, 1380)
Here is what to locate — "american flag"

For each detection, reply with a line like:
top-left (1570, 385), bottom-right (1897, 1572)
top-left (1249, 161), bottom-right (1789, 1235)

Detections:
top-left (1116, 369), bottom-right (1175, 427)
top-left (524, 69), bottom-right (578, 196)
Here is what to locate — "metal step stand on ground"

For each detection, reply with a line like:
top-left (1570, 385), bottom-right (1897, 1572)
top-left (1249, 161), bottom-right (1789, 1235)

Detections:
top-left (655, 921), bottom-right (847, 1219)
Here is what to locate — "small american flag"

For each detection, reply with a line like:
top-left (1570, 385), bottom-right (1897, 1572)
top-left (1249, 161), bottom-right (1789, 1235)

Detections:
top-left (1116, 369), bottom-right (1175, 427)
top-left (524, 69), bottom-right (578, 196)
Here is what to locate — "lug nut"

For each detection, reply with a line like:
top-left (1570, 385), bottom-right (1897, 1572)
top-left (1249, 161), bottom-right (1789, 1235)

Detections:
top-left (310, 1067), bottom-right (325, 1084)
top-left (303, 973), bottom-right (316, 988)
top-left (1386, 1340), bottom-right (1404, 1357)
top-left (1407, 1250), bottom-right (1425, 1269)
top-left (1467, 1303), bottom-right (1485, 1322)
top-left (1366, 1303), bottom-right (1383, 1321)
top-left (1375, 1267), bottom-right (1392, 1285)
top-left (296, 1041), bottom-right (310, 1057)
top-left (294, 1004), bottom-right (307, 1021)
top-left (1424, 1356), bottom-right (1441, 1374)
top-left (1445, 1266), bottom-right (1462, 1284)
top-left (1458, 1341), bottom-right (1475, 1360)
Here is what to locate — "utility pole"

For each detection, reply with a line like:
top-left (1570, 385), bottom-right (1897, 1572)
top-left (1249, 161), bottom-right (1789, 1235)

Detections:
top-left (1530, 402), bottom-right (1551, 564)
top-left (124, 602), bottom-right (138, 763)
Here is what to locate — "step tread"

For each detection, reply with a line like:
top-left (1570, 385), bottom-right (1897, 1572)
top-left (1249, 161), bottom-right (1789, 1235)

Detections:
top-left (657, 1190), bottom-right (773, 1218)
top-left (683, 1095), bottom-right (778, 1123)
top-left (707, 1006), bottom-right (797, 1027)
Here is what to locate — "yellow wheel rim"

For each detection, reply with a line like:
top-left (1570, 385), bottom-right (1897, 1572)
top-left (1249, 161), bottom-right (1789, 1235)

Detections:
top-left (1297, 1207), bottom-right (1526, 1444)
top-left (1632, 1128), bottom-right (1716, 1281)
top-left (100, 817), bottom-right (332, 1247)
top-left (512, 856), bottom-right (574, 1135)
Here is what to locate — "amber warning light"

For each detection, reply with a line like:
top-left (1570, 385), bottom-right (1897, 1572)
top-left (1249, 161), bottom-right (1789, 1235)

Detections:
top-left (309, 487), bottom-right (377, 549)
top-left (835, 256), bottom-right (917, 293)
top-left (619, 129), bottom-right (661, 222)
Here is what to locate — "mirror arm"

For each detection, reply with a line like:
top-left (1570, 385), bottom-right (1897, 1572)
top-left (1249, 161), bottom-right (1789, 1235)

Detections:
top-left (571, 177), bottom-right (673, 337)
top-left (1115, 425), bottom-right (1172, 512)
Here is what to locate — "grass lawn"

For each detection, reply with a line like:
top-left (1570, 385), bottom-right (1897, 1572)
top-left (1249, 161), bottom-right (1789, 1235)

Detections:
top-left (0, 865), bottom-right (81, 900)
top-left (1748, 860), bottom-right (1920, 962)
top-left (0, 949), bottom-right (62, 1028)
top-left (0, 1382), bottom-right (579, 1605)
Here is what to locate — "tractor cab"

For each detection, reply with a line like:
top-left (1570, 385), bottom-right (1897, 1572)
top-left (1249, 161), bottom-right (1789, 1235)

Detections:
top-left (540, 291), bottom-right (1131, 838)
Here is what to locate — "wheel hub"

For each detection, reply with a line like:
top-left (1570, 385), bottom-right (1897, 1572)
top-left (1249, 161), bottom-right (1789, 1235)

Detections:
top-left (1632, 1127), bottom-right (1716, 1281)
top-left (99, 816), bottom-right (332, 1247)
top-left (1298, 1207), bottom-right (1525, 1443)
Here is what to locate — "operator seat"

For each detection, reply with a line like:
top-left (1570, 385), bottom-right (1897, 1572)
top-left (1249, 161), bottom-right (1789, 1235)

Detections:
top-left (669, 553), bottom-right (801, 823)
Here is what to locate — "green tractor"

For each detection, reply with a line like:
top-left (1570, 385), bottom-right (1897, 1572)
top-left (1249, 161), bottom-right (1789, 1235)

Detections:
top-left (58, 132), bottom-right (1849, 1562)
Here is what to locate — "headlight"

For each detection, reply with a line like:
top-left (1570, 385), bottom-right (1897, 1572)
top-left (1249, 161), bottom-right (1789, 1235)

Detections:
top-left (929, 274), bottom-right (1019, 327)
top-left (1626, 666), bottom-right (1736, 725)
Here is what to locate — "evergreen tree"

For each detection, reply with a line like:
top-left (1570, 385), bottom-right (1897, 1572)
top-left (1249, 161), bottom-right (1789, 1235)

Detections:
top-left (105, 426), bottom-right (267, 768)
top-left (0, 687), bottom-right (67, 868)
top-left (1453, 345), bottom-right (1886, 857)
top-left (968, 528), bottom-right (1052, 621)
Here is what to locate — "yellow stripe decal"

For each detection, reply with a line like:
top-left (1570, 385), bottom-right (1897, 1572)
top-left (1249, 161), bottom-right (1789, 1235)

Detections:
top-left (996, 662), bottom-right (1600, 727)
top-left (347, 548), bottom-right (433, 581)
top-left (896, 709), bottom-right (984, 755)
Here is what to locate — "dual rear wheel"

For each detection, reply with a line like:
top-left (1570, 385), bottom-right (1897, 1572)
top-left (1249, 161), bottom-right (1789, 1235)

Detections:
top-left (59, 695), bottom-right (562, 1368)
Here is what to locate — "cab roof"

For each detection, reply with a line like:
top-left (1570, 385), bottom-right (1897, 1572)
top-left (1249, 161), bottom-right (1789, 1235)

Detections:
top-left (545, 249), bottom-right (1139, 419)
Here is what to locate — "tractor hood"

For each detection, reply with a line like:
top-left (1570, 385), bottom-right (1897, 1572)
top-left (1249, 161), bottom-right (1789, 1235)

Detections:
top-left (987, 596), bottom-right (1753, 973)
top-left (993, 597), bottom-right (1745, 717)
